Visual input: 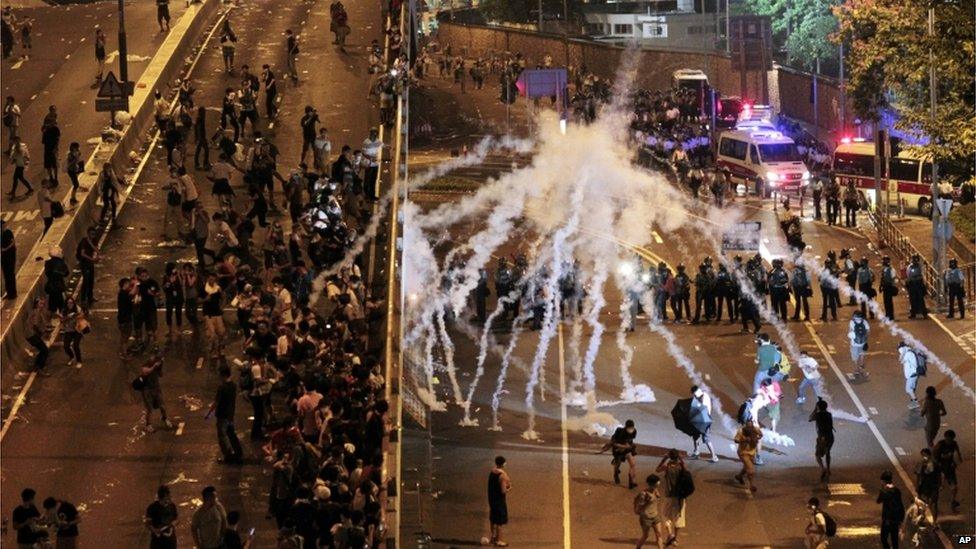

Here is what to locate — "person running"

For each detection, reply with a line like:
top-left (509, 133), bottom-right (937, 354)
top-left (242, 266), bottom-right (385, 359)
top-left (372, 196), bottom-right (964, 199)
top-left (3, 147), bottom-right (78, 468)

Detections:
top-left (689, 386), bottom-right (718, 462)
top-left (804, 497), bottom-right (829, 549)
top-left (848, 310), bottom-right (869, 378)
top-left (634, 474), bottom-right (665, 549)
top-left (609, 419), bottom-right (639, 488)
top-left (919, 386), bottom-right (946, 448)
top-left (145, 485), bottom-right (179, 549)
top-left (138, 355), bottom-right (172, 432)
top-left (877, 471), bottom-right (905, 549)
top-left (810, 398), bottom-right (834, 481)
top-left (795, 350), bottom-right (821, 404)
top-left (733, 421), bottom-right (761, 492)
top-left (933, 430), bottom-right (962, 513)
top-left (487, 455), bottom-right (511, 547)
top-left (914, 448), bottom-right (942, 524)
top-left (899, 342), bottom-right (922, 409)
top-left (655, 449), bottom-right (689, 546)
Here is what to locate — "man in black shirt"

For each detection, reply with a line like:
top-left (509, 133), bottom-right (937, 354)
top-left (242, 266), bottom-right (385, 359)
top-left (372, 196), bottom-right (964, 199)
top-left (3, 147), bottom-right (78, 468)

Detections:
top-left (607, 419), bottom-right (638, 488)
top-left (876, 471), bottom-right (905, 549)
top-left (300, 106), bottom-right (319, 164)
top-left (809, 398), bottom-right (835, 481)
top-left (1, 220), bottom-right (15, 299)
top-left (42, 496), bottom-right (80, 545)
top-left (222, 510), bottom-right (251, 548)
top-left (12, 487), bottom-right (43, 549)
top-left (262, 64), bottom-right (277, 119)
top-left (146, 485), bottom-right (179, 549)
top-left (76, 227), bottom-right (98, 307)
top-left (135, 267), bottom-right (161, 349)
top-left (118, 277), bottom-right (134, 357)
top-left (209, 365), bottom-right (243, 463)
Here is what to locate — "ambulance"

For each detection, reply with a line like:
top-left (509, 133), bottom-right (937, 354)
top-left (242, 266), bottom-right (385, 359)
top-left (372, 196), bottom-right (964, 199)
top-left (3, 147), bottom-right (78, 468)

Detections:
top-left (716, 128), bottom-right (810, 195)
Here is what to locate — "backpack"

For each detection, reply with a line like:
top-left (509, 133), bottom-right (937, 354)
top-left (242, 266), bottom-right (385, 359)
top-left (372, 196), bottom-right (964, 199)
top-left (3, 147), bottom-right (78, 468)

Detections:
top-left (238, 365), bottom-right (255, 392)
top-left (819, 511), bottom-right (837, 537)
top-left (913, 350), bottom-right (928, 377)
top-left (853, 320), bottom-right (867, 345)
top-left (737, 399), bottom-right (753, 424)
top-left (674, 469), bottom-right (695, 499)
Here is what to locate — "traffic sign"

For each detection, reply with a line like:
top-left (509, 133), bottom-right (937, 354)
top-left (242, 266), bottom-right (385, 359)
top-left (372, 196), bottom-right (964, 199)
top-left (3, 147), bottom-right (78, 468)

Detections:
top-left (97, 72), bottom-right (126, 98)
top-left (95, 97), bottom-right (129, 112)
top-left (935, 198), bottom-right (953, 218)
top-left (721, 221), bottom-right (762, 252)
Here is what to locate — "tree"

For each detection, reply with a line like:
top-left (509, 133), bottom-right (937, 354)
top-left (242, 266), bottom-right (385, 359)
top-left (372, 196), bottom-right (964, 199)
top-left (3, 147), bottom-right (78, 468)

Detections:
top-left (835, 0), bottom-right (975, 162)
top-left (739, 0), bottom-right (840, 69)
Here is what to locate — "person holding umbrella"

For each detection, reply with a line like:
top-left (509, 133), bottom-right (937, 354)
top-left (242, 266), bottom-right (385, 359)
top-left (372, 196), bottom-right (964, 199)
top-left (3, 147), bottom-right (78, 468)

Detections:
top-left (689, 386), bottom-right (718, 462)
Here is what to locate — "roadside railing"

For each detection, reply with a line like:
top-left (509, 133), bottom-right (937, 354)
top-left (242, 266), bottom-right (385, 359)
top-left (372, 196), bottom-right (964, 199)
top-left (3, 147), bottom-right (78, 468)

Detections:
top-left (870, 211), bottom-right (942, 299)
top-left (381, 4), bottom-right (408, 548)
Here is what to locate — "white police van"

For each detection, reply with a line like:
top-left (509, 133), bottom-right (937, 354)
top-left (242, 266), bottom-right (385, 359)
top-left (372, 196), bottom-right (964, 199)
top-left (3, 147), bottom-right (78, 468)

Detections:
top-left (716, 128), bottom-right (810, 196)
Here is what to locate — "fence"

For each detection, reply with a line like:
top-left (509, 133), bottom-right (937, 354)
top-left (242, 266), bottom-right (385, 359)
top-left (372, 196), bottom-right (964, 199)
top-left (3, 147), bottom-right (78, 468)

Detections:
top-left (871, 210), bottom-right (976, 302)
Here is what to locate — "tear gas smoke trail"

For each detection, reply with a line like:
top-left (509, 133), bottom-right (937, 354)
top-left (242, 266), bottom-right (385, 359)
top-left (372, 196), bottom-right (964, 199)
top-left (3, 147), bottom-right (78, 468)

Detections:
top-left (416, 322), bottom-right (447, 411)
top-left (609, 282), bottom-right (655, 405)
top-left (309, 135), bottom-right (534, 305)
top-left (580, 266), bottom-right (609, 399)
top-left (814, 260), bottom-right (976, 400)
top-left (491, 311), bottom-right (533, 431)
top-left (460, 297), bottom-right (511, 425)
top-left (434, 306), bottom-right (463, 406)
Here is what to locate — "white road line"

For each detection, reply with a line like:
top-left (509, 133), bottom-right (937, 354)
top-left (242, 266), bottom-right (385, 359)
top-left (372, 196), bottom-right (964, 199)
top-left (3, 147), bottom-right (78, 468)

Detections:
top-left (927, 313), bottom-right (976, 359)
top-left (803, 322), bottom-right (951, 547)
top-left (557, 323), bottom-right (571, 549)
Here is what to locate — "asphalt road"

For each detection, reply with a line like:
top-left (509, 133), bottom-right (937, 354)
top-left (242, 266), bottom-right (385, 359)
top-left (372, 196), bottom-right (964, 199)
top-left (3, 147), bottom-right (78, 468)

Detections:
top-left (0, 0), bottom-right (387, 545)
top-left (0, 0), bottom-right (190, 274)
top-left (402, 73), bottom-right (975, 548)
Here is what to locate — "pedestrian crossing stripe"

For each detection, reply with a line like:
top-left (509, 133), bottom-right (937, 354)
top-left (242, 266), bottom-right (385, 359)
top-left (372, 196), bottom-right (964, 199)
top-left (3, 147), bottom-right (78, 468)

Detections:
top-left (836, 526), bottom-right (881, 537)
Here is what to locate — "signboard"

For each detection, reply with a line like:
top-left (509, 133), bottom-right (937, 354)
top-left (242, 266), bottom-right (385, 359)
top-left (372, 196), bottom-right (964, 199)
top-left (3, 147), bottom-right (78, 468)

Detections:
top-left (516, 68), bottom-right (568, 100)
top-left (95, 98), bottom-right (128, 112)
top-left (721, 221), bottom-right (762, 252)
top-left (97, 72), bottom-right (126, 98)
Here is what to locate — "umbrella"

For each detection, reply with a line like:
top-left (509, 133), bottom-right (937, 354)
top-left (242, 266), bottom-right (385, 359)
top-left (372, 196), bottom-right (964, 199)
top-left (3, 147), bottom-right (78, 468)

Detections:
top-left (671, 398), bottom-right (697, 437)
top-left (672, 398), bottom-right (714, 439)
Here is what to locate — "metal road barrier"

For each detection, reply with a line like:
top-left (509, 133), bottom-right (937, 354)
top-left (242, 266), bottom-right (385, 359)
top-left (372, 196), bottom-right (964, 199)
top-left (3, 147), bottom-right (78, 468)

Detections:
top-left (380, 4), bottom-right (408, 547)
top-left (870, 211), bottom-right (947, 299)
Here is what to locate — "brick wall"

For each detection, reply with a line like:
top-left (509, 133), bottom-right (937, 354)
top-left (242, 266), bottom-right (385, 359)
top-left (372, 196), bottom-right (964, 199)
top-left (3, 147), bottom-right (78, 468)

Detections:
top-left (435, 23), bottom-right (850, 139)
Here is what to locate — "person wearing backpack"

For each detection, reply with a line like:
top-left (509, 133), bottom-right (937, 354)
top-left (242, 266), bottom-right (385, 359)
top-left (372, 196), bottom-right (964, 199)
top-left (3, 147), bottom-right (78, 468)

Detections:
top-left (899, 342), bottom-right (923, 409)
top-left (876, 471), bottom-right (905, 549)
top-left (805, 497), bottom-right (834, 548)
top-left (655, 449), bottom-right (691, 546)
top-left (848, 310), bottom-right (870, 378)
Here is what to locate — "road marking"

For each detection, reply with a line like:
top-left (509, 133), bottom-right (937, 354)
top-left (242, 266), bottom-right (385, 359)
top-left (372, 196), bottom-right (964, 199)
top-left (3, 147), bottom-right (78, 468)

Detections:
top-left (557, 322), bottom-right (571, 549)
top-left (828, 483), bottom-right (866, 496)
top-left (175, 421), bottom-right (185, 436)
top-left (803, 322), bottom-right (951, 547)
top-left (651, 231), bottom-right (663, 244)
top-left (927, 313), bottom-right (976, 359)
top-left (868, 407), bottom-right (878, 415)
top-left (895, 447), bottom-right (906, 456)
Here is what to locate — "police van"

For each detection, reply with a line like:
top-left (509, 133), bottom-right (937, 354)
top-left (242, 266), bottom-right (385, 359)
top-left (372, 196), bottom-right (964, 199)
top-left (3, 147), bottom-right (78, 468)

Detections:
top-left (716, 129), bottom-right (810, 195)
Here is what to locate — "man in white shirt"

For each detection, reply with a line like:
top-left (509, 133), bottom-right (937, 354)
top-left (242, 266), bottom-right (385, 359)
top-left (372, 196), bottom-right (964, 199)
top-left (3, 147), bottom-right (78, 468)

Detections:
top-left (899, 341), bottom-right (921, 409)
top-left (361, 128), bottom-right (382, 199)
top-left (272, 277), bottom-right (293, 325)
top-left (848, 310), bottom-right (870, 378)
top-left (795, 350), bottom-right (822, 404)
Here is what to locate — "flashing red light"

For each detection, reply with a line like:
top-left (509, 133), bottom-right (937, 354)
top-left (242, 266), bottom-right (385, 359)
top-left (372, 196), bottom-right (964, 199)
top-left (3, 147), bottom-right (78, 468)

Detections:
top-left (841, 137), bottom-right (852, 144)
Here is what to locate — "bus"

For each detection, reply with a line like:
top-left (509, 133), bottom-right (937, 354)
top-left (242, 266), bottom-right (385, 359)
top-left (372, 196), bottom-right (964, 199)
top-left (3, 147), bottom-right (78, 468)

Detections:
top-left (832, 140), bottom-right (934, 216)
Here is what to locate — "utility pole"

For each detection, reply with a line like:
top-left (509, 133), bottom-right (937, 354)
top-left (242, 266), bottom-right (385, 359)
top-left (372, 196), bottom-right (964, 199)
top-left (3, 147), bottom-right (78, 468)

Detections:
top-left (813, 56), bottom-right (819, 136)
top-left (538, 0), bottom-right (543, 31)
top-left (838, 41), bottom-right (846, 138)
top-left (725, 0), bottom-right (730, 54)
top-left (928, 5), bottom-right (945, 306)
top-left (118, 0), bottom-right (128, 94)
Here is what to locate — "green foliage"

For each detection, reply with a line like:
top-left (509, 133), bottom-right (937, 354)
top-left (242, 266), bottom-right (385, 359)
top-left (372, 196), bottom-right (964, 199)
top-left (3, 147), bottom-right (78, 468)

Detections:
top-left (948, 200), bottom-right (975, 241)
top-left (835, 0), bottom-right (976, 162)
top-left (740, 0), bottom-right (840, 69)
top-left (479, 0), bottom-right (536, 23)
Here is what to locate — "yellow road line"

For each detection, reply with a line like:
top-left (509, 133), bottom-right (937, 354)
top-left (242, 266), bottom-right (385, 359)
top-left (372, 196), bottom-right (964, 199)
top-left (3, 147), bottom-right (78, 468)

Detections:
top-left (557, 323), bottom-right (571, 549)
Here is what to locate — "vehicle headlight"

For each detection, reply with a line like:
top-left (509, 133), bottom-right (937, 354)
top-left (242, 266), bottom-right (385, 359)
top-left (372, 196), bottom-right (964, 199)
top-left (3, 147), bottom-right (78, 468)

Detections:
top-left (766, 171), bottom-right (779, 182)
top-left (802, 171), bottom-right (811, 180)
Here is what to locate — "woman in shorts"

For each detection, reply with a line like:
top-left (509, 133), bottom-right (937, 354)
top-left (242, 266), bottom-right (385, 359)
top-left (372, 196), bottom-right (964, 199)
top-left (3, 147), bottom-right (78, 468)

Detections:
top-left (635, 474), bottom-right (665, 549)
